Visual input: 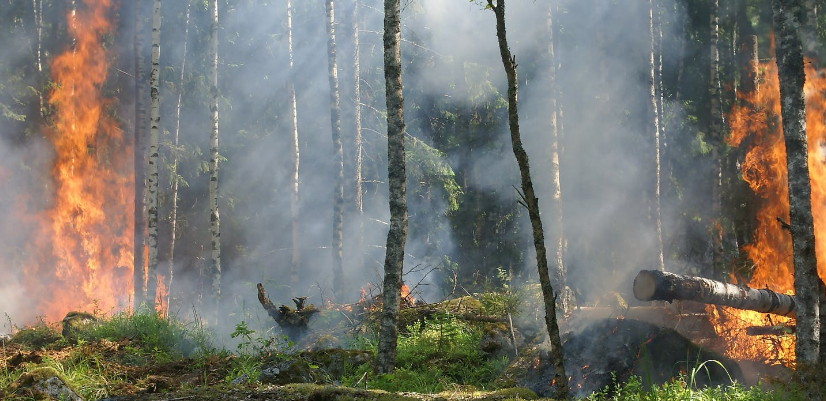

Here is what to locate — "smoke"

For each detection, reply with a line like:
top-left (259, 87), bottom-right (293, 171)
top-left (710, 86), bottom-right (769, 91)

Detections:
top-left (0, 0), bottom-right (718, 345)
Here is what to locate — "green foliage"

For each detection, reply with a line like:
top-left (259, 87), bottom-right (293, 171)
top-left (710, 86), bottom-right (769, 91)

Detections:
top-left (406, 136), bottom-right (463, 214)
top-left (477, 268), bottom-right (523, 316)
top-left (585, 374), bottom-right (807, 401)
top-left (8, 319), bottom-right (65, 349)
top-left (76, 309), bottom-right (212, 364)
top-left (363, 314), bottom-right (508, 393)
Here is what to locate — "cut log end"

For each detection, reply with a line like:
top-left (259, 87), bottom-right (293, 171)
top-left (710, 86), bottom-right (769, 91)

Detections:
top-left (632, 270), bottom-right (659, 301)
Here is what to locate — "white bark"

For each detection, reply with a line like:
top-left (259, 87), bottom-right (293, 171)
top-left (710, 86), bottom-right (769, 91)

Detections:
top-left (145, 0), bottom-right (162, 309)
top-left (208, 0), bottom-right (222, 303)
top-left (167, 0), bottom-right (191, 313)
top-left (287, 0), bottom-right (300, 284)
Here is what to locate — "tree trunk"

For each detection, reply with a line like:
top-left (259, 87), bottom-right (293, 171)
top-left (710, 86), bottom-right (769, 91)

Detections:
top-left (487, 1), bottom-right (568, 398)
top-left (133, 0), bottom-right (147, 310)
top-left (167, 0), bottom-right (191, 313)
top-left (648, 0), bottom-right (665, 272)
top-left (772, 0), bottom-right (822, 367)
top-left (326, 0), bottom-right (345, 299)
top-left (709, 0), bottom-right (725, 278)
top-left (208, 0), bottom-right (222, 307)
top-left (145, 0), bottom-right (162, 311)
top-left (544, 3), bottom-right (570, 312)
top-left (352, 0), bottom-right (364, 279)
top-left (287, 0), bottom-right (300, 284)
top-left (32, 0), bottom-right (44, 118)
top-left (633, 269), bottom-right (797, 317)
top-left (376, 0), bottom-right (408, 375)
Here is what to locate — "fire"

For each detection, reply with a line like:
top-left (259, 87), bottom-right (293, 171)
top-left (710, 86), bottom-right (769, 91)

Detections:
top-left (719, 51), bottom-right (826, 365)
top-left (401, 284), bottom-right (416, 306)
top-left (21, 0), bottom-right (132, 322)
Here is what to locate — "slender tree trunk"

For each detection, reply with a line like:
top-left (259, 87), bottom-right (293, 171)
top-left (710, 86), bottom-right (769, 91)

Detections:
top-left (208, 0), bottom-right (222, 307)
top-left (654, 0), bottom-right (667, 212)
top-left (145, 0), bottom-right (162, 310)
top-left (376, 0), bottom-right (408, 375)
top-left (772, 0), bottom-right (822, 368)
top-left (487, 1), bottom-right (568, 398)
top-left (709, 0), bottom-right (724, 278)
top-left (167, 0), bottom-right (191, 313)
top-left (32, 0), bottom-right (44, 118)
top-left (352, 0), bottom-right (365, 273)
top-left (133, 0), bottom-right (147, 309)
top-left (287, 0), bottom-right (300, 284)
top-left (326, 0), bottom-right (345, 299)
top-left (545, 3), bottom-right (569, 312)
top-left (648, 0), bottom-right (665, 271)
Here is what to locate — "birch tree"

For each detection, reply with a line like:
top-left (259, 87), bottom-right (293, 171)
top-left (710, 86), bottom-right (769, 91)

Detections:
top-left (376, 0), bottom-right (408, 375)
top-left (287, 0), bottom-right (300, 284)
top-left (352, 0), bottom-right (365, 275)
top-left (487, 0), bottom-right (568, 397)
top-left (326, 0), bottom-right (345, 298)
top-left (145, 0), bottom-right (162, 309)
top-left (208, 0), bottom-right (222, 306)
top-left (648, 0), bottom-right (664, 272)
top-left (544, 2), bottom-right (570, 311)
top-left (167, 0), bottom-right (191, 311)
top-left (772, 0), bottom-right (822, 368)
top-left (133, 0), bottom-right (147, 309)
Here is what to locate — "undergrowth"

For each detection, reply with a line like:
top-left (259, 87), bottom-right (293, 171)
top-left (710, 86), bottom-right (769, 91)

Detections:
top-left (0, 300), bottom-right (816, 401)
top-left (584, 374), bottom-right (806, 401)
top-left (352, 313), bottom-right (510, 393)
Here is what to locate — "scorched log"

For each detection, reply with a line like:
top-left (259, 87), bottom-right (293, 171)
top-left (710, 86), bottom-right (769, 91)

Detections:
top-left (633, 270), bottom-right (796, 317)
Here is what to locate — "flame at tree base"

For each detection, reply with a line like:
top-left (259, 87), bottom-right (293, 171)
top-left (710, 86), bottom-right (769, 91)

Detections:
top-left (717, 53), bottom-right (826, 366)
top-left (19, 0), bottom-right (133, 323)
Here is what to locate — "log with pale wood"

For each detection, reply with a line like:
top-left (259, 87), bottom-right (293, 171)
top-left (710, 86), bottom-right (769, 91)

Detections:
top-left (633, 270), bottom-right (796, 317)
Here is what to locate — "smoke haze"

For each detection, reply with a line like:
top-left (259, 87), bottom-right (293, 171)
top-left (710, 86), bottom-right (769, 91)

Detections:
top-left (0, 0), bottom-right (708, 343)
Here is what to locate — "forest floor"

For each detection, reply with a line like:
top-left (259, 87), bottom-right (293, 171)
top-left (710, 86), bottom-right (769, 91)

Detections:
top-left (0, 291), bottom-right (814, 401)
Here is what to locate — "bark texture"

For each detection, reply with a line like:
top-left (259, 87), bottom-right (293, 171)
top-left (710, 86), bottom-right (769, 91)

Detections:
top-left (145, 0), bottom-right (162, 310)
top-left (376, 0), bottom-right (408, 375)
top-left (772, 0), bottom-right (822, 366)
top-left (208, 0), bottom-right (222, 304)
top-left (487, 0), bottom-right (568, 397)
top-left (133, 0), bottom-right (147, 309)
top-left (326, 0), bottom-right (345, 298)
top-left (633, 269), bottom-right (797, 317)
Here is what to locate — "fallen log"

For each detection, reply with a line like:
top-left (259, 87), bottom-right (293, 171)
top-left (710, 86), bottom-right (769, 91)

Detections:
top-left (633, 270), bottom-right (796, 317)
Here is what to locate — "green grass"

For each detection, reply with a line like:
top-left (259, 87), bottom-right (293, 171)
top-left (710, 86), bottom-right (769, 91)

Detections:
top-left (356, 313), bottom-right (510, 393)
top-left (76, 308), bottom-right (213, 363)
top-left (0, 303), bottom-right (816, 401)
top-left (584, 374), bottom-right (806, 401)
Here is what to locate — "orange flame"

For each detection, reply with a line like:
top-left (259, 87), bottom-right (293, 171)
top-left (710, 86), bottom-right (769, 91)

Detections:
top-left (719, 53), bottom-right (826, 365)
top-left (401, 284), bottom-right (414, 305)
top-left (22, 0), bottom-right (132, 322)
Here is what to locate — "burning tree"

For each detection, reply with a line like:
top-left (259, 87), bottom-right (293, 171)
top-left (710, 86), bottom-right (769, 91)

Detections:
top-left (771, 0), bottom-right (824, 367)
